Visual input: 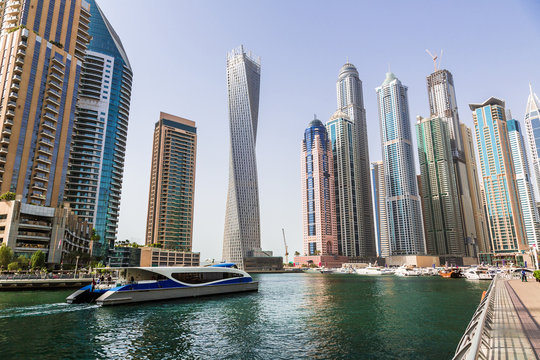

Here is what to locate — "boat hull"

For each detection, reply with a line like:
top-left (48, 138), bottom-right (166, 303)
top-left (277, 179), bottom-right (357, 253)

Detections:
top-left (95, 281), bottom-right (259, 306)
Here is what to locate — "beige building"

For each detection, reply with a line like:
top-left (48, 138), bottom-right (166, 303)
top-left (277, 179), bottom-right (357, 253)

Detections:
top-left (140, 247), bottom-right (200, 267)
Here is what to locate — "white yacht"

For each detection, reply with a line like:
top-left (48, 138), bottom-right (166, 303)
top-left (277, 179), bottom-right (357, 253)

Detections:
top-left (463, 267), bottom-right (492, 280)
top-left (394, 266), bottom-right (421, 277)
top-left (66, 264), bottom-right (258, 306)
top-left (356, 265), bottom-right (394, 275)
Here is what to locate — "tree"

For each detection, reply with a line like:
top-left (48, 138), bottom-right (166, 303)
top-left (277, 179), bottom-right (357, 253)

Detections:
top-left (0, 192), bottom-right (15, 201)
top-left (7, 261), bottom-right (19, 271)
top-left (31, 250), bottom-right (45, 269)
top-left (0, 244), bottom-right (13, 269)
top-left (294, 251), bottom-right (300, 256)
top-left (17, 255), bottom-right (29, 269)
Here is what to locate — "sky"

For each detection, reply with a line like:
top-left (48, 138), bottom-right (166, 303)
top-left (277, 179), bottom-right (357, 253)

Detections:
top-left (96, 0), bottom-right (540, 261)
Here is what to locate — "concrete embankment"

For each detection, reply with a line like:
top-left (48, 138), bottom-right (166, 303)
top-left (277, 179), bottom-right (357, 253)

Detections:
top-left (0, 278), bottom-right (92, 290)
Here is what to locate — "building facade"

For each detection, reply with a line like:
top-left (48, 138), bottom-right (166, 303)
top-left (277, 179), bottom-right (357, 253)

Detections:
top-left (336, 62), bottom-right (375, 257)
top-left (146, 113), bottom-right (196, 253)
top-left (65, 0), bottom-right (133, 254)
top-left (109, 246), bottom-right (141, 267)
top-left (0, 0), bottom-right (90, 207)
top-left (416, 116), bottom-right (464, 256)
top-left (372, 160), bottom-right (389, 257)
top-left (301, 118), bottom-right (337, 257)
top-left (460, 124), bottom-right (491, 254)
top-left (426, 69), bottom-right (480, 256)
top-left (507, 118), bottom-right (540, 247)
top-left (222, 46), bottom-right (261, 269)
top-left (140, 247), bottom-right (200, 267)
top-left (524, 84), bottom-right (540, 197)
top-left (376, 72), bottom-right (425, 255)
top-left (471, 98), bottom-right (527, 254)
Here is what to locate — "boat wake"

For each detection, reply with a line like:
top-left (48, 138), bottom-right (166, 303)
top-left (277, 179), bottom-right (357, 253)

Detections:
top-left (0, 302), bottom-right (98, 319)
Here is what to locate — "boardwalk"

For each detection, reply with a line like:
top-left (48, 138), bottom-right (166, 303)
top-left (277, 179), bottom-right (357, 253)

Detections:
top-left (454, 276), bottom-right (540, 360)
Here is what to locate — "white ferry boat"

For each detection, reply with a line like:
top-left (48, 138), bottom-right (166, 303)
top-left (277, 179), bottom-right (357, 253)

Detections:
top-left (66, 264), bottom-right (258, 306)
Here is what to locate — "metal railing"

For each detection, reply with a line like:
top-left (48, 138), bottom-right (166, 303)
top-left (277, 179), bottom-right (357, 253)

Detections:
top-left (452, 275), bottom-right (497, 360)
top-left (0, 273), bottom-right (93, 281)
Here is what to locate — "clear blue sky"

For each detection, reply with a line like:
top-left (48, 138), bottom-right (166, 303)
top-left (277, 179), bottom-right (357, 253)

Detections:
top-left (97, 0), bottom-right (540, 261)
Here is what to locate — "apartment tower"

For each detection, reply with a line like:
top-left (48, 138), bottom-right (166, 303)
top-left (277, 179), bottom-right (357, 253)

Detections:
top-left (146, 112), bottom-right (196, 251)
top-left (524, 84), bottom-right (540, 196)
top-left (372, 160), bottom-right (389, 257)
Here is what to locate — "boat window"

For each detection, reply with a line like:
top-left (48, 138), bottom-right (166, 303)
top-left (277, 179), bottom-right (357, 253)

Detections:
top-left (171, 271), bottom-right (243, 284)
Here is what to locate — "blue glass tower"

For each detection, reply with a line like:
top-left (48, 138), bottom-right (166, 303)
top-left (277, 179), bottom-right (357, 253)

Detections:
top-left (65, 0), bottom-right (133, 256)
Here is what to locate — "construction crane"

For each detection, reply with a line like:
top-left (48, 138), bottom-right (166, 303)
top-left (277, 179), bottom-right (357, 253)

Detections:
top-left (425, 49), bottom-right (443, 72)
top-left (282, 228), bottom-right (289, 264)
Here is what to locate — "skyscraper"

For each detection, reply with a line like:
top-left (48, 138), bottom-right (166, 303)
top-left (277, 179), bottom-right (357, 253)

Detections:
top-left (460, 124), bottom-right (491, 254)
top-left (372, 160), bottom-right (389, 257)
top-left (65, 0), bottom-right (133, 254)
top-left (301, 117), bottom-right (337, 257)
top-left (222, 46), bottom-right (261, 269)
top-left (376, 72), bottom-right (424, 255)
top-left (507, 117), bottom-right (540, 247)
top-left (146, 112), bottom-right (196, 251)
top-left (426, 69), bottom-right (479, 255)
top-left (336, 62), bottom-right (375, 257)
top-left (471, 98), bottom-right (527, 255)
top-left (0, 0), bottom-right (90, 206)
top-left (416, 116), bottom-right (464, 256)
top-left (524, 84), bottom-right (540, 195)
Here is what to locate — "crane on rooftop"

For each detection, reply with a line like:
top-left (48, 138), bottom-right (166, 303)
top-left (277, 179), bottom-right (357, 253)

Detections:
top-left (425, 49), bottom-right (443, 72)
top-left (282, 228), bottom-right (289, 265)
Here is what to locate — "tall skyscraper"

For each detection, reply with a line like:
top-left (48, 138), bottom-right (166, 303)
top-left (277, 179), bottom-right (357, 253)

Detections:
top-left (0, 0), bottom-right (90, 207)
top-left (376, 72), bottom-right (424, 255)
top-left (524, 84), bottom-right (540, 195)
top-left (416, 116), bottom-right (464, 256)
top-left (301, 117), bottom-right (337, 256)
top-left (146, 112), bottom-right (196, 251)
top-left (371, 161), bottom-right (389, 257)
top-left (65, 0), bottom-right (133, 253)
top-left (426, 69), bottom-right (479, 255)
top-left (336, 62), bottom-right (375, 257)
top-left (471, 98), bottom-right (527, 254)
top-left (507, 117), bottom-right (540, 247)
top-left (460, 124), bottom-right (491, 253)
top-left (222, 46), bottom-right (261, 269)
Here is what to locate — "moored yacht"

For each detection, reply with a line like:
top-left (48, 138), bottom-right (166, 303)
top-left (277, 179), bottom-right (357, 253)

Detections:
top-left (66, 264), bottom-right (257, 306)
top-left (394, 266), bottom-right (421, 277)
top-left (463, 267), bottom-right (492, 280)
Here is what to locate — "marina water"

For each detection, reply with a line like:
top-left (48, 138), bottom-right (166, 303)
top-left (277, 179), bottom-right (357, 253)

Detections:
top-left (0, 273), bottom-right (488, 359)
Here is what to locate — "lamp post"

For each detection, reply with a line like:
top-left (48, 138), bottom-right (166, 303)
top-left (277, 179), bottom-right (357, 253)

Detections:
top-left (74, 255), bottom-right (80, 279)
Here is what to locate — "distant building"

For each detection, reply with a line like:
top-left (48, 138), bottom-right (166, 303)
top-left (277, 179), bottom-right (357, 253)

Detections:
top-left (109, 246), bottom-right (141, 268)
top-left (222, 46), bottom-right (262, 269)
top-left (416, 116), bottom-right (465, 257)
top-left (139, 247), bottom-right (200, 267)
top-left (507, 117), bottom-right (540, 247)
top-left (471, 97), bottom-right (528, 256)
top-left (0, 198), bottom-right (91, 265)
top-left (146, 112), bottom-right (196, 255)
top-left (372, 161), bottom-right (389, 257)
top-left (376, 72), bottom-right (424, 255)
top-left (524, 85), bottom-right (540, 198)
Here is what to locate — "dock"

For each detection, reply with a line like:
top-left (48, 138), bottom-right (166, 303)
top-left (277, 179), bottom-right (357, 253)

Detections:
top-left (453, 275), bottom-right (540, 359)
top-left (0, 278), bottom-right (92, 290)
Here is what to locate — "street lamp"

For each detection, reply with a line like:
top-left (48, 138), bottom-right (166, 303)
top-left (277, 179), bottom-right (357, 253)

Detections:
top-left (74, 255), bottom-right (80, 279)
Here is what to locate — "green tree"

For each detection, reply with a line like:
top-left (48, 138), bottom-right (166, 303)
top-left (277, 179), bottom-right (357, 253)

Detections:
top-left (0, 244), bottom-right (13, 268)
top-left (17, 255), bottom-right (29, 269)
top-left (294, 251), bottom-right (300, 256)
top-left (7, 261), bottom-right (19, 271)
top-left (31, 250), bottom-right (45, 269)
top-left (0, 192), bottom-right (16, 201)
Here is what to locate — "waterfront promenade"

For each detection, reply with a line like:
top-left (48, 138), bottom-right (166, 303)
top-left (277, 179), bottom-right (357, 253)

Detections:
top-left (454, 276), bottom-right (540, 359)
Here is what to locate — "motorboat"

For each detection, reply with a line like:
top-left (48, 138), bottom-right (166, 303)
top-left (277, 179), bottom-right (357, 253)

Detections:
top-left (394, 266), bottom-right (421, 277)
top-left (356, 265), bottom-right (394, 275)
top-left (66, 264), bottom-right (258, 306)
top-left (463, 267), bottom-right (492, 280)
top-left (439, 268), bottom-right (462, 278)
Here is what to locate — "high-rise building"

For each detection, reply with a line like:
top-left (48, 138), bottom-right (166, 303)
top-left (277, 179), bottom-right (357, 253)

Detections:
top-left (471, 98), bottom-right (527, 254)
top-left (326, 111), bottom-right (365, 257)
top-left (0, 0), bottom-right (90, 206)
top-left (372, 160), bottom-right (389, 257)
top-left (426, 69), bottom-right (479, 256)
top-left (146, 112), bottom-right (196, 251)
top-left (460, 124), bottom-right (491, 253)
top-left (300, 117), bottom-right (337, 257)
top-left (524, 84), bottom-right (540, 196)
top-left (65, 0), bottom-right (133, 254)
top-left (416, 116), bottom-right (464, 256)
top-left (336, 62), bottom-right (375, 257)
top-left (222, 46), bottom-right (261, 269)
top-left (507, 117), bottom-right (540, 247)
top-left (376, 72), bottom-right (424, 255)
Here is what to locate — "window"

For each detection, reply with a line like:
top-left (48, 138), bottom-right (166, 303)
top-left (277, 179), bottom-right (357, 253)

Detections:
top-left (171, 271), bottom-right (242, 284)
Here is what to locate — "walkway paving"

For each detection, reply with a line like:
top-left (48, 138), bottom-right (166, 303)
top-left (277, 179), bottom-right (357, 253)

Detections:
top-left (507, 280), bottom-right (540, 358)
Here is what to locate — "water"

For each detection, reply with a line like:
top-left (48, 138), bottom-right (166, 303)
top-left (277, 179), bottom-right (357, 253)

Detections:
top-left (0, 273), bottom-right (488, 360)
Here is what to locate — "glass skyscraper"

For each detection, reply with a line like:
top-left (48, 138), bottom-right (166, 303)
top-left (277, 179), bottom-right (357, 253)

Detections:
top-left (376, 72), bottom-right (424, 255)
top-left (524, 84), bottom-right (540, 196)
top-left (65, 0), bottom-right (133, 255)
top-left (372, 160), bottom-right (389, 257)
top-left (336, 63), bottom-right (375, 257)
top-left (471, 98), bottom-right (527, 254)
top-left (222, 46), bottom-right (261, 269)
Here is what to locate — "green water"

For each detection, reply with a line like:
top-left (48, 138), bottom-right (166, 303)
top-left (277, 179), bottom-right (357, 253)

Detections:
top-left (0, 273), bottom-right (488, 360)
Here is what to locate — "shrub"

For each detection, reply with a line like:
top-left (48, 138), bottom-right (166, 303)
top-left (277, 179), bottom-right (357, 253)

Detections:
top-left (533, 270), bottom-right (540, 280)
top-left (31, 250), bottom-right (45, 269)
top-left (0, 244), bottom-right (13, 268)
top-left (7, 261), bottom-right (19, 271)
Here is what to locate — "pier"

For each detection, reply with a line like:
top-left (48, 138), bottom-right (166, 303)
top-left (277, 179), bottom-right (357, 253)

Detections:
top-left (453, 275), bottom-right (540, 359)
top-left (0, 274), bottom-right (92, 290)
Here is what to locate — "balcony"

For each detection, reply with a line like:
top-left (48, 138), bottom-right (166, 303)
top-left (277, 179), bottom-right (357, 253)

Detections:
top-left (40, 130), bottom-right (54, 139)
top-left (4, 118), bottom-right (13, 127)
top-left (0, 156), bottom-right (6, 164)
top-left (18, 41), bottom-right (26, 49)
top-left (50, 64), bottom-right (64, 75)
top-left (16, 48), bottom-right (25, 56)
top-left (43, 113), bottom-right (56, 122)
top-left (0, 138), bottom-right (10, 145)
top-left (2, 128), bottom-right (11, 136)
top-left (48, 80), bottom-right (62, 90)
top-left (0, 147), bottom-right (8, 155)
top-left (37, 147), bottom-right (52, 156)
top-left (6, 109), bottom-right (15, 117)
top-left (36, 156), bottom-right (51, 165)
top-left (13, 66), bottom-right (22, 74)
top-left (42, 121), bottom-right (55, 131)
top-left (15, 56), bottom-right (24, 65)
top-left (12, 74), bottom-right (21, 82)
top-left (9, 91), bottom-right (18, 100)
top-left (11, 83), bottom-right (19, 91)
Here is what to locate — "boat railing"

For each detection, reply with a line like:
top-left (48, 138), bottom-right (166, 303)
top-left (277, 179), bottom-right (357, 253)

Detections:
top-left (452, 274), bottom-right (497, 360)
